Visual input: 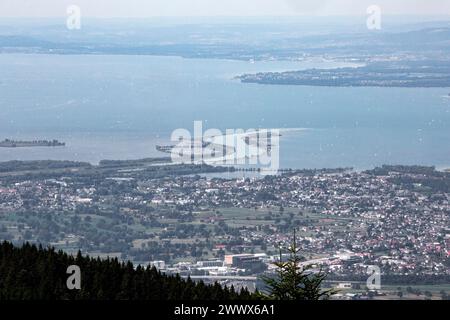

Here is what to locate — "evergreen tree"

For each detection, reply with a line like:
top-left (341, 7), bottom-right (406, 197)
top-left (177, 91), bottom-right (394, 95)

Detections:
top-left (259, 230), bottom-right (336, 300)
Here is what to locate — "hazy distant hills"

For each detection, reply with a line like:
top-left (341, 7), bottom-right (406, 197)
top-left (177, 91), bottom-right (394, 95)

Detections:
top-left (0, 20), bottom-right (449, 60)
top-left (0, 20), bottom-right (449, 86)
top-left (0, 35), bottom-right (57, 50)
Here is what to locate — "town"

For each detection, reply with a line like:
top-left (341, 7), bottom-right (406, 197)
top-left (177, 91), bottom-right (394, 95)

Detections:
top-left (0, 160), bottom-right (449, 299)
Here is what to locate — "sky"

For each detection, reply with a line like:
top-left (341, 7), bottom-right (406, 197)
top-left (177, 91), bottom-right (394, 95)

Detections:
top-left (0, 0), bottom-right (449, 18)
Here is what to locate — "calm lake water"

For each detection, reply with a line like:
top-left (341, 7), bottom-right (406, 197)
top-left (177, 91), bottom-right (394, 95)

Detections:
top-left (0, 54), bottom-right (449, 170)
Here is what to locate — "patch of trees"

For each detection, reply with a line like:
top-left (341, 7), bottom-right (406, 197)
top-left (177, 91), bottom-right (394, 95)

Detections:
top-left (0, 160), bottom-right (91, 173)
top-left (255, 191), bottom-right (278, 201)
top-left (0, 241), bottom-right (252, 300)
top-left (366, 165), bottom-right (437, 176)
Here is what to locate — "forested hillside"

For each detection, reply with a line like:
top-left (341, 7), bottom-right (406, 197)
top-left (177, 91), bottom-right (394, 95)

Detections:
top-left (0, 241), bottom-right (253, 300)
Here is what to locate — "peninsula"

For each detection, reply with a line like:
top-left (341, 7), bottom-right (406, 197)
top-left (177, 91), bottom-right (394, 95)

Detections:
top-left (237, 61), bottom-right (450, 88)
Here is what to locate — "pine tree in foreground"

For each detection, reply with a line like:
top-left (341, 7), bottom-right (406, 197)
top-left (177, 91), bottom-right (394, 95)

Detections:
top-left (259, 230), bottom-right (337, 300)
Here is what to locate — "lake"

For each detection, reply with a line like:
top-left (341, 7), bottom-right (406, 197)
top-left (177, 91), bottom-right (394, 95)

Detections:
top-left (0, 53), bottom-right (449, 170)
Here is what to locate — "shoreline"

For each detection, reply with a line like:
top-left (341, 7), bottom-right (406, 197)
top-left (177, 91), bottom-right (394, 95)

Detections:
top-left (0, 158), bottom-right (448, 175)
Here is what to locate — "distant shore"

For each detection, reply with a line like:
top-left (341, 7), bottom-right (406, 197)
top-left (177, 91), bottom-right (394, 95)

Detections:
top-left (237, 61), bottom-right (450, 88)
top-left (0, 139), bottom-right (65, 148)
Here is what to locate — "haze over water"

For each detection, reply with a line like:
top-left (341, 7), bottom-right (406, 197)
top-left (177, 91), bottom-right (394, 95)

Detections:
top-left (0, 53), bottom-right (449, 170)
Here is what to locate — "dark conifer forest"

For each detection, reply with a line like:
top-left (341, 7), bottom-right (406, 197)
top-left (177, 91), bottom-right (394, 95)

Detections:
top-left (0, 241), bottom-right (253, 300)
